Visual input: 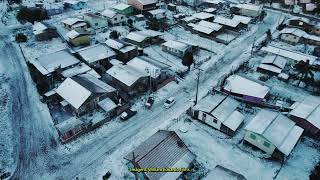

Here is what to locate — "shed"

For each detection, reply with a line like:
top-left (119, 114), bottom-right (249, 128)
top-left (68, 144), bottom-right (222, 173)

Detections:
top-left (244, 109), bottom-right (304, 158)
top-left (56, 116), bottom-right (84, 142)
top-left (124, 130), bottom-right (196, 180)
top-left (161, 40), bottom-right (193, 58)
top-left (189, 93), bottom-right (244, 136)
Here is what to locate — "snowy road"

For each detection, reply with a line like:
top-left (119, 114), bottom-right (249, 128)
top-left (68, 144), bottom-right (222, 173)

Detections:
top-left (2, 10), bottom-right (283, 179)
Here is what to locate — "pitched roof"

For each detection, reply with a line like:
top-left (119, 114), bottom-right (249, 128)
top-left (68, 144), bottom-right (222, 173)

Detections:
top-left (33, 22), bottom-right (48, 35)
top-left (112, 3), bottom-right (131, 11)
top-left (56, 78), bottom-right (92, 109)
top-left (73, 73), bottom-right (116, 93)
top-left (30, 49), bottom-right (80, 75)
top-left (161, 40), bottom-right (190, 51)
top-left (232, 15), bottom-right (252, 24)
top-left (245, 109), bottom-right (304, 156)
top-left (62, 17), bottom-right (85, 25)
top-left (105, 39), bottom-right (125, 50)
top-left (280, 28), bottom-right (320, 42)
top-left (137, 0), bottom-right (157, 5)
top-left (213, 16), bottom-right (240, 28)
top-left (234, 3), bottom-right (262, 12)
top-left (258, 55), bottom-right (287, 74)
top-left (192, 12), bottom-right (214, 20)
top-left (61, 62), bottom-right (92, 78)
top-left (223, 75), bottom-right (270, 99)
top-left (66, 30), bottom-right (81, 39)
top-left (289, 96), bottom-right (320, 130)
top-left (77, 44), bottom-right (116, 64)
top-left (101, 9), bottom-right (117, 18)
top-left (98, 98), bottom-right (117, 112)
top-left (205, 165), bottom-right (246, 180)
top-left (126, 30), bottom-right (163, 43)
top-left (124, 130), bottom-right (195, 180)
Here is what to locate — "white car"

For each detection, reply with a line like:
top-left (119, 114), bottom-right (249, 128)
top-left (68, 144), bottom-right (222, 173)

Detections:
top-left (164, 97), bottom-right (175, 109)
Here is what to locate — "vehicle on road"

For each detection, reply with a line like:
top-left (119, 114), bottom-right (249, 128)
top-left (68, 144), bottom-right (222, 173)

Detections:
top-left (164, 97), bottom-right (176, 109)
top-left (120, 108), bottom-right (137, 120)
top-left (145, 96), bottom-right (154, 109)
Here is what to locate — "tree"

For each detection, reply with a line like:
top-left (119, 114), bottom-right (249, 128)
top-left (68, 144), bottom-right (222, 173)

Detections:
top-left (15, 33), bottom-right (27, 42)
top-left (294, 60), bottom-right (314, 87)
top-left (313, 47), bottom-right (320, 57)
top-left (109, 30), bottom-right (119, 39)
top-left (147, 18), bottom-right (160, 31)
top-left (127, 18), bottom-right (133, 28)
top-left (182, 52), bottom-right (194, 71)
top-left (16, 7), bottom-right (48, 23)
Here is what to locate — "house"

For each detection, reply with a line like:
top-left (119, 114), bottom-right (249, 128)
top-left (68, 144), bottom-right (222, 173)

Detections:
top-left (222, 75), bottom-right (271, 104)
top-left (189, 20), bottom-right (223, 37)
top-left (189, 93), bottom-right (244, 136)
top-left (145, 9), bottom-right (166, 20)
top-left (55, 116), bottom-right (85, 143)
top-left (28, 49), bottom-right (80, 91)
top-left (105, 39), bottom-right (138, 62)
top-left (202, 0), bottom-right (224, 8)
top-left (112, 3), bottom-right (134, 15)
top-left (124, 130), bottom-right (196, 180)
top-left (204, 165), bottom-right (246, 180)
top-left (244, 109), bottom-right (304, 159)
top-left (261, 45), bottom-right (320, 66)
top-left (32, 22), bottom-right (58, 41)
top-left (83, 13), bottom-right (108, 29)
top-left (289, 97), bottom-right (320, 137)
top-left (279, 28), bottom-right (320, 46)
top-left (56, 74), bottom-right (116, 116)
top-left (101, 9), bottom-right (127, 25)
top-left (232, 15), bottom-right (252, 27)
top-left (161, 40), bottom-right (193, 58)
top-left (257, 55), bottom-right (287, 75)
top-left (64, 0), bottom-right (86, 10)
top-left (128, 0), bottom-right (157, 11)
top-left (105, 56), bottom-right (171, 94)
top-left (66, 30), bottom-right (90, 47)
top-left (233, 4), bottom-right (262, 18)
top-left (44, 3), bottom-right (64, 16)
top-left (125, 30), bottom-right (163, 47)
top-left (192, 12), bottom-right (215, 21)
top-left (285, 17), bottom-right (313, 32)
top-left (213, 16), bottom-right (241, 31)
top-left (62, 18), bottom-right (87, 32)
top-left (76, 44), bottom-right (116, 69)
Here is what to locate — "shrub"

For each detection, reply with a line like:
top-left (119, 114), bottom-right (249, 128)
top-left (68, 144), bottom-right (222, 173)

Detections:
top-left (15, 33), bottom-right (27, 42)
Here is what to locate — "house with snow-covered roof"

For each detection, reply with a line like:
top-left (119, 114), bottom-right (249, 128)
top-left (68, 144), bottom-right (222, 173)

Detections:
top-left (232, 3), bottom-right (262, 18)
top-left (32, 22), bottom-right (58, 41)
top-left (189, 93), bottom-right (244, 136)
top-left (125, 30), bottom-right (163, 47)
top-left (128, 0), bottom-right (157, 11)
top-left (279, 28), bottom-right (320, 46)
top-left (289, 96), bottom-right (320, 138)
top-left (56, 74), bottom-right (116, 116)
top-left (61, 18), bottom-right (87, 32)
top-left (105, 39), bottom-right (138, 62)
top-left (244, 109), bottom-right (303, 159)
top-left (222, 75), bottom-right (270, 104)
top-left (105, 56), bottom-right (171, 94)
top-left (202, 0), bottom-right (224, 8)
top-left (64, 0), bottom-right (86, 10)
top-left (83, 13), bottom-right (108, 29)
top-left (161, 40), bottom-right (194, 58)
top-left (101, 9), bottom-right (127, 25)
top-left (66, 30), bottom-right (90, 47)
top-left (112, 3), bottom-right (134, 15)
top-left (192, 12), bottom-right (215, 21)
top-left (124, 130), bottom-right (196, 180)
top-left (213, 16), bottom-right (241, 31)
top-left (76, 44), bottom-right (116, 69)
top-left (145, 9), bottom-right (166, 20)
top-left (257, 55), bottom-right (287, 75)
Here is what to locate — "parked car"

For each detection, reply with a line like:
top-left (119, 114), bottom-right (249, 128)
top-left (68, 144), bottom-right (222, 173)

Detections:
top-left (145, 96), bottom-right (154, 109)
top-left (164, 97), bottom-right (175, 109)
top-left (120, 108), bottom-right (137, 120)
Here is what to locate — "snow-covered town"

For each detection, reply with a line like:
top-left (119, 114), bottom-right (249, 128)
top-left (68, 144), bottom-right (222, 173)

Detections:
top-left (0, 0), bottom-right (320, 179)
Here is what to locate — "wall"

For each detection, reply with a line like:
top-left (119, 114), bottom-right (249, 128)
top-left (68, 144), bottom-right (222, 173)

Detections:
top-left (280, 34), bottom-right (300, 44)
top-left (70, 35), bottom-right (90, 46)
top-left (244, 131), bottom-right (276, 155)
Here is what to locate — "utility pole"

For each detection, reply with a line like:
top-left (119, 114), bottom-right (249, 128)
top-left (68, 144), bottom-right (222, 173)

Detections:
top-left (251, 36), bottom-right (256, 57)
top-left (194, 67), bottom-right (203, 106)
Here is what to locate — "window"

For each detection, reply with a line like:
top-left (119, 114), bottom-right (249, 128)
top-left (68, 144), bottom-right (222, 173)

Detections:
top-left (114, 18), bottom-right (117, 21)
top-left (250, 133), bottom-right (256, 140)
top-left (121, 16), bottom-right (124, 19)
top-left (212, 118), bottom-right (217, 124)
top-left (202, 113), bottom-right (206, 121)
top-left (263, 141), bottom-right (270, 147)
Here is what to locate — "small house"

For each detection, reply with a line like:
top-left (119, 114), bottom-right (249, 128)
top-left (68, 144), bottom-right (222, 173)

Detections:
top-left (145, 9), bottom-right (166, 20)
top-left (285, 17), bottom-right (313, 32)
top-left (32, 22), bottom-right (58, 41)
top-left (244, 109), bottom-right (304, 159)
top-left (124, 130), bottom-right (196, 180)
top-left (190, 20), bottom-right (223, 37)
top-left (76, 44), bottom-right (116, 69)
top-left (66, 30), bottom-right (90, 47)
top-left (28, 49), bottom-right (80, 91)
top-left (192, 12), bottom-right (215, 21)
top-left (112, 3), bottom-right (134, 15)
top-left (83, 13), bottom-right (108, 29)
top-left (279, 28), bottom-right (320, 46)
top-left (189, 93), bottom-right (244, 136)
top-left (60, 62), bottom-right (100, 78)
top-left (232, 15), bottom-right (252, 27)
top-left (213, 16), bottom-right (241, 31)
top-left (257, 55), bottom-right (287, 75)
top-left (55, 117), bottom-right (85, 143)
top-left (289, 97), bottom-right (320, 137)
top-left (101, 9), bottom-right (127, 26)
top-left (222, 75), bottom-right (270, 104)
top-left (64, 0), bottom-right (86, 10)
top-left (105, 39), bottom-right (138, 62)
top-left (62, 18), bottom-right (87, 32)
top-left (128, 0), bottom-right (157, 11)
top-left (56, 74), bottom-right (116, 116)
top-left (161, 40), bottom-right (193, 58)
top-left (125, 30), bottom-right (163, 47)
top-left (97, 97), bottom-right (118, 118)
top-left (233, 4), bottom-right (262, 18)
top-left (204, 165), bottom-right (246, 180)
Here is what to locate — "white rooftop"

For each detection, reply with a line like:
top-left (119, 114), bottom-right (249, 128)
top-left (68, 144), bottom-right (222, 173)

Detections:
top-left (161, 40), bottom-right (190, 51)
top-left (289, 96), bottom-right (320, 130)
top-left (235, 3), bottom-right (262, 12)
top-left (101, 9), bottom-right (117, 18)
top-left (213, 16), bottom-right (240, 28)
top-left (66, 30), bottom-right (81, 39)
top-left (56, 78), bottom-right (91, 109)
top-left (148, 9), bottom-right (165, 15)
top-left (62, 17), bottom-right (85, 26)
top-left (280, 28), bottom-right (320, 42)
top-left (232, 15), bottom-right (252, 24)
top-left (126, 30), bottom-right (162, 43)
top-left (112, 3), bottom-right (131, 11)
top-left (98, 98), bottom-right (117, 112)
top-left (224, 75), bottom-right (270, 99)
top-left (33, 22), bottom-right (48, 35)
top-left (245, 109), bottom-right (303, 156)
top-left (198, 20), bottom-right (222, 31)
top-left (30, 49), bottom-right (80, 75)
top-left (105, 39), bottom-right (125, 50)
top-left (258, 55), bottom-right (287, 74)
top-left (77, 44), bottom-right (116, 64)
top-left (192, 12), bottom-right (214, 20)
top-left (61, 62), bottom-right (92, 78)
